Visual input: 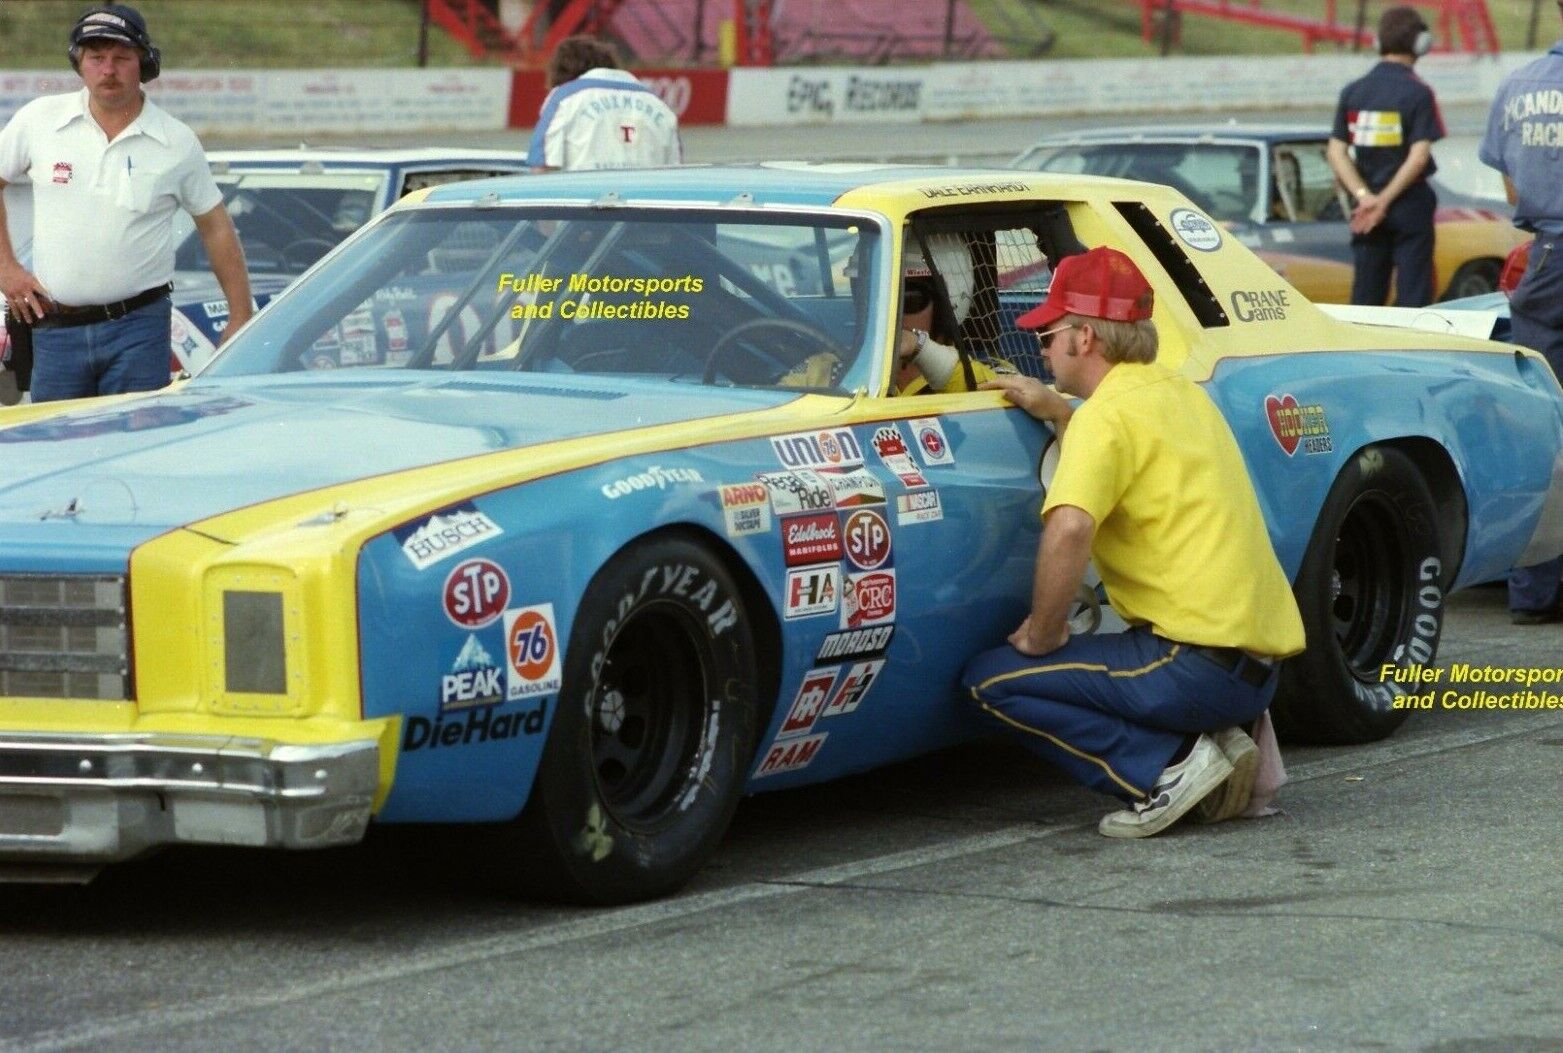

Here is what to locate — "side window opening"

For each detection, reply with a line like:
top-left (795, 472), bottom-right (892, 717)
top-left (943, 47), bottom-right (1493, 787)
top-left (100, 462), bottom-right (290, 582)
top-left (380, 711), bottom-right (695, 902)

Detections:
top-left (1112, 201), bottom-right (1230, 329)
top-left (908, 203), bottom-right (1091, 383)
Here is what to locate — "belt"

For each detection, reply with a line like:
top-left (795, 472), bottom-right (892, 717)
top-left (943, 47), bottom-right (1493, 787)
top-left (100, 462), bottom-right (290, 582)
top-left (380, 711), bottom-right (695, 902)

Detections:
top-left (1186, 644), bottom-right (1275, 688)
top-left (32, 284), bottom-right (172, 330)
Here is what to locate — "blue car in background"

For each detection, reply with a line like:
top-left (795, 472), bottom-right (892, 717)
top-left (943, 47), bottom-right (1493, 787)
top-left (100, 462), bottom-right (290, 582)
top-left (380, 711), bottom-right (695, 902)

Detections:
top-left (168, 148), bottom-right (533, 369)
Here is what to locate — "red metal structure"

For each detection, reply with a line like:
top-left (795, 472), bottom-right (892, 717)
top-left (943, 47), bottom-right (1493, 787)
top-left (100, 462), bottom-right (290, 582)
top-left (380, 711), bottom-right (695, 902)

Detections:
top-left (1137, 0), bottom-right (1498, 54)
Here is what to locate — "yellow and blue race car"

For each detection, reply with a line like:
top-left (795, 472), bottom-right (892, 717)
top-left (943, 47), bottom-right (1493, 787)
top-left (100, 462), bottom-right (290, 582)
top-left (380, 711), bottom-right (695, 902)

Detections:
top-left (2, 166), bottom-right (1560, 901)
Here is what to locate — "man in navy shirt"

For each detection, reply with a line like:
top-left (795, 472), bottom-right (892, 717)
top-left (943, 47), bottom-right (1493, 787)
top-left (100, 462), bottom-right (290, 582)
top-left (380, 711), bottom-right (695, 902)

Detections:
top-left (1481, 0), bottom-right (1563, 624)
top-left (1326, 6), bottom-right (1445, 307)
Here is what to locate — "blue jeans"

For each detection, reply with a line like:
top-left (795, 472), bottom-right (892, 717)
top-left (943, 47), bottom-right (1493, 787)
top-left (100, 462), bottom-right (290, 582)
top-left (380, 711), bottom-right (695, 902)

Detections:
top-left (30, 297), bottom-right (172, 403)
top-left (961, 626), bottom-right (1277, 802)
top-left (1507, 233), bottom-right (1563, 613)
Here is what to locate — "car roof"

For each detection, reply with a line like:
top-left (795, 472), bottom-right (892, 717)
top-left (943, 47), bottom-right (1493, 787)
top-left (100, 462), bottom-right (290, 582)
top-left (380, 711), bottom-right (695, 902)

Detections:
top-left (1021, 125), bottom-right (1324, 147)
top-left (205, 147), bottom-right (530, 169)
top-left (418, 162), bottom-right (1142, 210)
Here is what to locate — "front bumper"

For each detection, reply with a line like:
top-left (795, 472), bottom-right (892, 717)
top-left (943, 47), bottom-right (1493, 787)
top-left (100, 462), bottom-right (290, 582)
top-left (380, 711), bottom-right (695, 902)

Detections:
top-left (0, 732), bottom-right (378, 872)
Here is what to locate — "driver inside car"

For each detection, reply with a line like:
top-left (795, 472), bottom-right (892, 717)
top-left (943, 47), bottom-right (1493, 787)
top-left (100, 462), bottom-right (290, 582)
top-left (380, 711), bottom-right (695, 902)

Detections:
top-left (894, 233), bottom-right (1004, 395)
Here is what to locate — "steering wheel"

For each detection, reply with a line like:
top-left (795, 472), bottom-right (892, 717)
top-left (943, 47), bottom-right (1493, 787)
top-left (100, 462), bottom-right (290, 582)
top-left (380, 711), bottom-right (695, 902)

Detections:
top-left (701, 317), bottom-right (842, 387)
top-left (281, 238), bottom-right (337, 271)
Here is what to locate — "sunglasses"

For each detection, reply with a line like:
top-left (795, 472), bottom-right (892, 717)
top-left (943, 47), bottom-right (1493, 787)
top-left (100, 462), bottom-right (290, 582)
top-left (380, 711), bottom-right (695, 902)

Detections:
top-left (1034, 322), bottom-right (1076, 350)
top-left (903, 282), bottom-right (933, 315)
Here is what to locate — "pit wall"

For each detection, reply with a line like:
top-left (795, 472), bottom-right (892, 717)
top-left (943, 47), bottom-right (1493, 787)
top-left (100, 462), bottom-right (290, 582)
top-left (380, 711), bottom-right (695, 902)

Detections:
top-left (0, 52), bottom-right (1545, 135)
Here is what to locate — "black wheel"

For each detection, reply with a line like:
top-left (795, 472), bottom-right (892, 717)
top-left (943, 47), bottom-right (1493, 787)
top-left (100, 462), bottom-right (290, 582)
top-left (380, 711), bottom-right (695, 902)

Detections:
top-left (1441, 258), bottom-right (1502, 301)
top-left (702, 317), bottom-right (839, 386)
top-left (503, 535), bottom-right (759, 903)
top-left (1273, 446), bottom-right (1446, 744)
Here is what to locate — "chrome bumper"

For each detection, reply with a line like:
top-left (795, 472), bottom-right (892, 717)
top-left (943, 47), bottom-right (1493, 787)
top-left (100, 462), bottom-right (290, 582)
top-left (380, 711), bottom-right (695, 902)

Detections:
top-left (0, 733), bottom-right (379, 873)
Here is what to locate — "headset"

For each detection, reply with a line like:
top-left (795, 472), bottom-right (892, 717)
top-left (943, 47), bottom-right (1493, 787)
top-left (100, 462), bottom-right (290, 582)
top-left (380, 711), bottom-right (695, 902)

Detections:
top-left (1374, 15), bottom-right (1433, 58)
top-left (68, 5), bottom-right (161, 84)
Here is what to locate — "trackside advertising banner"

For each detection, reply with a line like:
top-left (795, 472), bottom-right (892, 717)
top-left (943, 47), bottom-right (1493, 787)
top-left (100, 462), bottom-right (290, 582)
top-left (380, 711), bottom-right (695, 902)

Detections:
top-left (725, 52), bottom-right (1543, 126)
top-left (507, 68), bottom-right (730, 128)
top-left (0, 69), bottom-right (511, 135)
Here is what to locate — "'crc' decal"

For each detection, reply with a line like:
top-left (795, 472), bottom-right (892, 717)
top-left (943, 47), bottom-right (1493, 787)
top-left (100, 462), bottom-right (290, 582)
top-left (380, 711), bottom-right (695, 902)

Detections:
top-left (771, 428), bottom-right (864, 470)
top-left (444, 558), bottom-right (510, 628)
top-left (1230, 288), bottom-right (1290, 322)
top-left (1264, 393), bottom-right (1332, 456)
top-left (842, 569), bottom-right (895, 629)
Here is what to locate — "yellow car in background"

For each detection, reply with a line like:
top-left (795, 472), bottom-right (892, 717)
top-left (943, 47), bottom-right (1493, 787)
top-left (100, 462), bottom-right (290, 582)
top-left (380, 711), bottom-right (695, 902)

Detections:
top-left (1012, 126), bottom-right (1529, 304)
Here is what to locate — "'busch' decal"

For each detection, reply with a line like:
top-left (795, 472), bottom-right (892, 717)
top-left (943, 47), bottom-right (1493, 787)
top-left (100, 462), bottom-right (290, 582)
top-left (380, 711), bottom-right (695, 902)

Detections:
top-left (396, 502), bottom-right (502, 570)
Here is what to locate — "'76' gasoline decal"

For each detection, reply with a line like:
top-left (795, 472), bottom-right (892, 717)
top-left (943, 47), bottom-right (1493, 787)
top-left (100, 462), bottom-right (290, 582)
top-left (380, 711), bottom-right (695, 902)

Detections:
top-left (444, 558), bottom-right (510, 628)
top-left (504, 604), bottom-right (562, 699)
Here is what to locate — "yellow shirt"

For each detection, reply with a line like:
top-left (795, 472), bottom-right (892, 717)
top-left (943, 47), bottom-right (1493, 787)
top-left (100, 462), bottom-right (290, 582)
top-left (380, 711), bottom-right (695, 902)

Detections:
top-left (1042, 362), bottom-right (1306, 658)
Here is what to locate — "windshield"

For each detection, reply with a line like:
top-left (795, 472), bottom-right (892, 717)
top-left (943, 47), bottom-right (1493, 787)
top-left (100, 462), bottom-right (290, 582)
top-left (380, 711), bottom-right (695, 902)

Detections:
top-left (201, 207), bottom-right (882, 393)
top-left (1016, 142), bottom-right (1261, 223)
top-left (172, 170), bottom-right (388, 276)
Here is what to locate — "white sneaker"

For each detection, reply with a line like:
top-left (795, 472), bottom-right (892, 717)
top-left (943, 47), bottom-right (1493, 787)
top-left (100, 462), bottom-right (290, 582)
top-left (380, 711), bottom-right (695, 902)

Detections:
top-left (1098, 733), bottom-right (1233, 839)
top-left (1194, 726), bottom-right (1260, 824)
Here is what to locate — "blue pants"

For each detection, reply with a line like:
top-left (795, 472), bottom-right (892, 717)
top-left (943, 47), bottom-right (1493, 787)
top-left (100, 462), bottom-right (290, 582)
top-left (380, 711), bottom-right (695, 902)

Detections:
top-left (1507, 233), bottom-right (1563, 613)
top-left (960, 627), bottom-right (1277, 802)
top-left (1350, 183), bottom-right (1436, 308)
top-left (30, 298), bottom-right (172, 403)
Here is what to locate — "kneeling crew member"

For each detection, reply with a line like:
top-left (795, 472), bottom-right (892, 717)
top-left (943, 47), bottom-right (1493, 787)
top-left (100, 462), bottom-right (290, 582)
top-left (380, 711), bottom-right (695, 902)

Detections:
top-left (961, 246), bottom-right (1305, 837)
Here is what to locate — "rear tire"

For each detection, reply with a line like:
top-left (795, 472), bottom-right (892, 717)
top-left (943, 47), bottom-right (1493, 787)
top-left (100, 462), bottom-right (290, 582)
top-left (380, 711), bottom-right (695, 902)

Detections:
top-left (503, 535), bottom-right (759, 904)
top-left (1273, 446), bottom-right (1445, 744)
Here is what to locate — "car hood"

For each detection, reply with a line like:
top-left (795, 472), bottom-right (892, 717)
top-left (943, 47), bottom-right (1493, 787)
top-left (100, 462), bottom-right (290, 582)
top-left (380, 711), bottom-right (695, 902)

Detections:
top-left (0, 372), bottom-right (796, 532)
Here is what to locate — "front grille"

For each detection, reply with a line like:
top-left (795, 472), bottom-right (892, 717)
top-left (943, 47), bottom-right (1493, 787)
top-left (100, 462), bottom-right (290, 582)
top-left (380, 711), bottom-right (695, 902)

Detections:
top-left (0, 575), bottom-right (128, 700)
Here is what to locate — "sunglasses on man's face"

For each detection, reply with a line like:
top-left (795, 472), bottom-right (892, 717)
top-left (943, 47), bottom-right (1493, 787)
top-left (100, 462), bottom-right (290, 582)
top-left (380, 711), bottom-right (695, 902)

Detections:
top-left (903, 282), bottom-right (934, 315)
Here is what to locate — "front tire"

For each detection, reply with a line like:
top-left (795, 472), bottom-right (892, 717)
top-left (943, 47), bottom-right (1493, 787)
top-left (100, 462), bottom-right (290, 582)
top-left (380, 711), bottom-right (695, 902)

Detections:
top-left (1441, 258), bottom-right (1501, 301)
top-left (1273, 446), bottom-right (1446, 744)
top-left (504, 535), bottom-right (759, 903)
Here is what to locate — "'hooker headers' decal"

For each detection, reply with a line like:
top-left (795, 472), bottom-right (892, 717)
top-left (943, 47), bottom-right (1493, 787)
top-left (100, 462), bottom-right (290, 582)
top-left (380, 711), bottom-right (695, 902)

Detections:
top-left (1265, 393), bottom-right (1333, 456)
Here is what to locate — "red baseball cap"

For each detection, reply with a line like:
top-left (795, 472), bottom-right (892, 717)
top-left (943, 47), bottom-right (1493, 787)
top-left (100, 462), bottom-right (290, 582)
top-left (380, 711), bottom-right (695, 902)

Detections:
top-left (1015, 246), bottom-right (1155, 329)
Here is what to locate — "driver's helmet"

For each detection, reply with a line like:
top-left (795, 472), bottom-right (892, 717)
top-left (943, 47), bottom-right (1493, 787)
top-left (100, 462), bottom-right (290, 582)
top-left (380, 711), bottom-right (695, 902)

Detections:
top-left (903, 233), bottom-right (975, 325)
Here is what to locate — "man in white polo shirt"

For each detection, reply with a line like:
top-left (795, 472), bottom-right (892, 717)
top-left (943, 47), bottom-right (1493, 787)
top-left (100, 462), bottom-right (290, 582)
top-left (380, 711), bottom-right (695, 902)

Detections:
top-left (0, 3), bottom-right (251, 402)
top-left (527, 35), bottom-right (682, 172)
